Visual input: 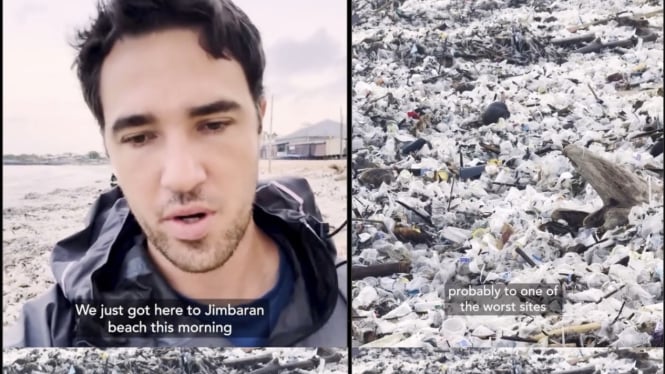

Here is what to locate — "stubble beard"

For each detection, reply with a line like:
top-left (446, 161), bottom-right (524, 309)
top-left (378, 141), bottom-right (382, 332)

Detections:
top-left (140, 206), bottom-right (253, 273)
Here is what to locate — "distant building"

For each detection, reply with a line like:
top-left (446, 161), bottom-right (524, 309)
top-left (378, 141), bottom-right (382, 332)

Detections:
top-left (261, 120), bottom-right (347, 159)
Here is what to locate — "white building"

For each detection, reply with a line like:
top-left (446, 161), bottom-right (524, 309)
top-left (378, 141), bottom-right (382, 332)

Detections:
top-left (261, 119), bottom-right (347, 159)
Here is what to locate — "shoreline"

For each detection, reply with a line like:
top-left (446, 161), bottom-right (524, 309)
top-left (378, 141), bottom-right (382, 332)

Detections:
top-left (3, 161), bottom-right (110, 166)
top-left (2, 158), bottom-right (346, 166)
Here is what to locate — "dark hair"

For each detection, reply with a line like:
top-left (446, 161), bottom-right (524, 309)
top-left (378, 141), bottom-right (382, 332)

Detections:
top-left (72, 0), bottom-right (265, 130)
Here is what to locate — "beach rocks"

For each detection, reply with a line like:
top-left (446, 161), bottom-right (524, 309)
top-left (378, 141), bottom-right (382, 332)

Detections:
top-left (401, 138), bottom-right (432, 155)
top-left (481, 101), bottom-right (511, 125)
top-left (357, 168), bottom-right (395, 189)
top-left (650, 138), bottom-right (663, 157)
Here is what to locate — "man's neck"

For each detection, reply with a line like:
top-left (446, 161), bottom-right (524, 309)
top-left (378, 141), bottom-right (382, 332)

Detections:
top-left (148, 219), bottom-right (281, 301)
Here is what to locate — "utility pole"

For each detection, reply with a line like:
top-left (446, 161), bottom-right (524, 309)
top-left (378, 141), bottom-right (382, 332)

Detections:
top-left (339, 106), bottom-right (344, 159)
top-left (268, 95), bottom-right (274, 173)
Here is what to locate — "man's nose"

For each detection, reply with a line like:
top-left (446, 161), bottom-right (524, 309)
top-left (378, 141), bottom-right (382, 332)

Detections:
top-left (160, 140), bottom-right (206, 193)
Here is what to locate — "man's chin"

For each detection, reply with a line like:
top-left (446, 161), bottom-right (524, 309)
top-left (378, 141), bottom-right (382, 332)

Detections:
top-left (160, 241), bottom-right (235, 274)
top-left (171, 237), bottom-right (207, 249)
top-left (144, 214), bottom-right (251, 273)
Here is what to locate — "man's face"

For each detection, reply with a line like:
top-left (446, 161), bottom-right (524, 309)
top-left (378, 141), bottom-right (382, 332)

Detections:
top-left (100, 28), bottom-right (264, 273)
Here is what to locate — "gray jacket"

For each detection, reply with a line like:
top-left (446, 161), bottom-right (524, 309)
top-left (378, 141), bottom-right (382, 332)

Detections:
top-left (4, 177), bottom-right (347, 348)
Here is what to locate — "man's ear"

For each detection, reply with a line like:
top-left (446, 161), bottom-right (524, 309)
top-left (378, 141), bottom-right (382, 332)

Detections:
top-left (259, 97), bottom-right (267, 117)
top-left (99, 125), bottom-right (110, 156)
top-left (257, 97), bottom-right (267, 133)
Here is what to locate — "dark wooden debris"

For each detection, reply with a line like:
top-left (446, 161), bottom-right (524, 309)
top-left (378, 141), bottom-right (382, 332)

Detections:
top-left (352, 261), bottom-right (412, 280)
top-left (563, 144), bottom-right (650, 231)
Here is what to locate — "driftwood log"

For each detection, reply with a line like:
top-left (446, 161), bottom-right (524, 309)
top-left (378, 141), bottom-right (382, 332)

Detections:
top-left (572, 10), bottom-right (663, 30)
top-left (551, 33), bottom-right (596, 47)
top-left (552, 365), bottom-right (597, 374)
top-left (573, 36), bottom-right (637, 54)
top-left (223, 353), bottom-right (274, 368)
top-left (563, 144), bottom-right (649, 231)
top-left (550, 209), bottom-right (590, 231)
top-left (531, 322), bottom-right (602, 341)
top-left (352, 261), bottom-right (412, 280)
top-left (247, 351), bottom-right (342, 374)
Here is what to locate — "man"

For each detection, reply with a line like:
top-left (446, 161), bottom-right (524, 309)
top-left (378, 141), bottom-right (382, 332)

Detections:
top-left (4, 0), bottom-right (347, 347)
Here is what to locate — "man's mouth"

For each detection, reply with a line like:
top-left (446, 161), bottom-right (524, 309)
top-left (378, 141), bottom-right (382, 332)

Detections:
top-left (162, 207), bottom-right (216, 241)
top-left (174, 212), bottom-right (208, 223)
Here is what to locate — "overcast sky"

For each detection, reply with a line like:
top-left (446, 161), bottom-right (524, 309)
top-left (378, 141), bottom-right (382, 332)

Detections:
top-left (2, 0), bottom-right (347, 155)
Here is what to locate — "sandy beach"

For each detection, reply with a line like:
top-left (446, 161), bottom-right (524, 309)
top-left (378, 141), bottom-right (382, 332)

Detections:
top-left (2, 160), bottom-right (347, 328)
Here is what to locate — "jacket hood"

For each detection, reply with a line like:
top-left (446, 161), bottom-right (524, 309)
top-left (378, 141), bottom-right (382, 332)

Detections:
top-left (51, 187), bottom-right (133, 303)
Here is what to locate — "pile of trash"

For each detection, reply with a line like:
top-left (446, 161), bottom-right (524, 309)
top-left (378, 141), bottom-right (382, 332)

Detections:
top-left (2, 348), bottom-right (347, 374)
top-left (352, 347), bottom-right (663, 373)
top-left (351, 0), bottom-right (663, 348)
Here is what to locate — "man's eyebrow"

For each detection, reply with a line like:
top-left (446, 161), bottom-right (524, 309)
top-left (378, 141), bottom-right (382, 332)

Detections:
top-left (109, 100), bottom-right (240, 134)
top-left (111, 114), bottom-right (157, 135)
top-left (188, 99), bottom-right (241, 118)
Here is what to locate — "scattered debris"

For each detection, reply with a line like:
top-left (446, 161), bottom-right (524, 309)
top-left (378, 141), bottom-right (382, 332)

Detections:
top-left (2, 348), bottom-right (347, 374)
top-left (351, 0), bottom-right (663, 349)
top-left (352, 348), bottom-right (663, 373)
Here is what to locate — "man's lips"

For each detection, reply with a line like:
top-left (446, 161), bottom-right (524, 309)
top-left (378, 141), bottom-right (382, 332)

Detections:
top-left (162, 205), bottom-right (215, 221)
top-left (161, 206), bottom-right (216, 241)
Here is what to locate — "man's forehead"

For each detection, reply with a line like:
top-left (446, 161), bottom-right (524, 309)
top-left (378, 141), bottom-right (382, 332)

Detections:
top-left (101, 28), bottom-right (234, 80)
top-left (99, 28), bottom-right (253, 125)
top-left (110, 27), bottom-right (204, 56)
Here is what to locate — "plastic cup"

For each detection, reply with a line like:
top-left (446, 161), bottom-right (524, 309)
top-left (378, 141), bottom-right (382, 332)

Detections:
top-left (442, 317), bottom-right (467, 337)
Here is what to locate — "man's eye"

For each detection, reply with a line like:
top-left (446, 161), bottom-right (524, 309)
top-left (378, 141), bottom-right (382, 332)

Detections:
top-left (199, 121), bottom-right (229, 132)
top-left (121, 133), bottom-right (155, 146)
